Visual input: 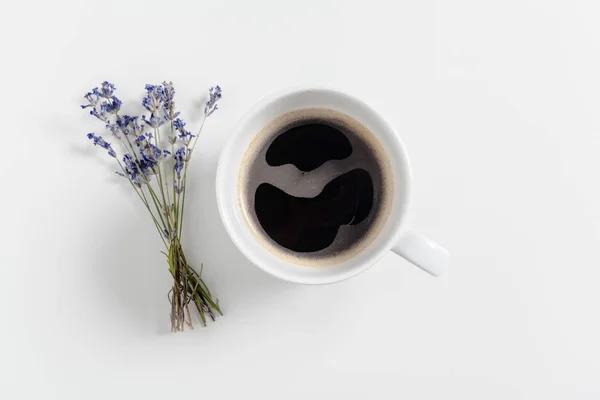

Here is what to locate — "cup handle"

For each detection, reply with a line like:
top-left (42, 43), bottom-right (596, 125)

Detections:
top-left (391, 231), bottom-right (450, 276)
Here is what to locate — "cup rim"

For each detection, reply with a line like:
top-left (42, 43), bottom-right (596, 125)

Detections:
top-left (216, 86), bottom-right (412, 284)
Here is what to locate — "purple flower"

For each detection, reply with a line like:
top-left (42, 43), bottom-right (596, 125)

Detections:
top-left (142, 84), bottom-right (165, 115)
top-left (122, 154), bottom-right (143, 186)
top-left (98, 81), bottom-right (116, 98)
top-left (122, 154), bottom-right (138, 172)
top-left (162, 81), bottom-right (180, 121)
top-left (121, 153), bottom-right (155, 186)
top-left (141, 143), bottom-right (166, 163)
top-left (116, 115), bottom-right (136, 128)
top-left (89, 108), bottom-right (108, 122)
top-left (173, 118), bottom-right (195, 145)
top-left (105, 123), bottom-right (121, 138)
top-left (135, 134), bottom-right (148, 146)
top-left (116, 115), bottom-right (141, 137)
top-left (142, 114), bottom-right (165, 128)
top-left (138, 158), bottom-right (156, 178)
top-left (204, 85), bottom-right (222, 116)
top-left (81, 90), bottom-right (99, 109)
top-left (100, 96), bottom-right (122, 114)
top-left (173, 147), bottom-right (189, 179)
top-left (83, 82), bottom-right (120, 120)
top-left (172, 118), bottom-right (185, 131)
top-left (87, 133), bottom-right (116, 158)
top-left (82, 81), bottom-right (221, 190)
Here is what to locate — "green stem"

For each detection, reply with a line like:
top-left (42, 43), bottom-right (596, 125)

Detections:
top-left (145, 184), bottom-right (171, 234)
top-left (116, 159), bottom-right (168, 250)
top-left (166, 238), bottom-right (221, 330)
top-left (112, 113), bottom-right (170, 239)
top-left (170, 121), bottom-right (178, 230)
top-left (177, 115), bottom-right (207, 240)
top-left (155, 125), bottom-right (173, 218)
top-left (118, 124), bottom-right (171, 234)
top-left (152, 126), bottom-right (173, 230)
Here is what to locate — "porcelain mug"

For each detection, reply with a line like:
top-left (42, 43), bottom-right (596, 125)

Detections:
top-left (216, 87), bottom-right (450, 284)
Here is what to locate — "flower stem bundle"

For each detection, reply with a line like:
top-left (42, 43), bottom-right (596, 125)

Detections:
top-left (82, 81), bottom-right (223, 331)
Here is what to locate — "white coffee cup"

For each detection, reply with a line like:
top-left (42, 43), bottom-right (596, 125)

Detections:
top-left (216, 87), bottom-right (450, 284)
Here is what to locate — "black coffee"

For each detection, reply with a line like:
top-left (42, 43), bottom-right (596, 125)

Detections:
top-left (238, 108), bottom-right (392, 266)
top-left (265, 123), bottom-right (353, 172)
top-left (255, 168), bottom-right (374, 252)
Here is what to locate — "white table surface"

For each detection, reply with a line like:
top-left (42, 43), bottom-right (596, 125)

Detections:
top-left (2, 0), bottom-right (600, 398)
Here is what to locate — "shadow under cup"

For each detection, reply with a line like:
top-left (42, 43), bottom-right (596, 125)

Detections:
top-left (217, 88), bottom-right (411, 284)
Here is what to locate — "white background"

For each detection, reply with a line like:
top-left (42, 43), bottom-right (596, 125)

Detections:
top-left (1, 0), bottom-right (600, 398)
